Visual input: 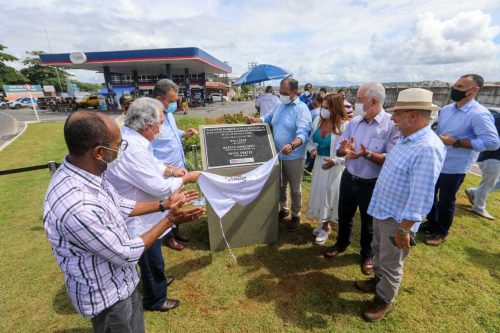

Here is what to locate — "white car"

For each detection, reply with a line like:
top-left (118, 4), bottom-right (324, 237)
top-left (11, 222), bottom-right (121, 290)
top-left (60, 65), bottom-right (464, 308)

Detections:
top-left (210, 93), bottom-right (228, 102)
top-left (8, 97), bottom-right (37, 109)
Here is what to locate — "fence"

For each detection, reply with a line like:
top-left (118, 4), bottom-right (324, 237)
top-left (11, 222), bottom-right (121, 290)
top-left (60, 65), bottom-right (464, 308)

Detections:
top-left (345, 85), bottom-right (500, 108)
top-left (0, 161), bottom-right (59, 176)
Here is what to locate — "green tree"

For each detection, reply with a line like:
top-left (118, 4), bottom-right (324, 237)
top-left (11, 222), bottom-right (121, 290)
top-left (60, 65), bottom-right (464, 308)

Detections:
top-left (0, 44), bottom-right (28, 88)
top-left (20, 50), bottom-right (70, 92)
top-left (72, 80), bottom-right (101, 93)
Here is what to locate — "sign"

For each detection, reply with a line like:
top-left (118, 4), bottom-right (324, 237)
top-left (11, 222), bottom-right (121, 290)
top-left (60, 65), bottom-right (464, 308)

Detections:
top-left (69, 51), bottom-right (87, 64)
top-left (43, 85), bottom-right (55, 92)
top-left (2, 85), bottom-right (43, 93)
top-left (202, 124), bottom-right (274, 169)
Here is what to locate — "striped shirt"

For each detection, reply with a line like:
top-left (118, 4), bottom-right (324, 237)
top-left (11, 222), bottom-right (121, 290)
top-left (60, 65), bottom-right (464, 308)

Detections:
top-left (368, 126), bottom-right (446, 232)
top-left (43, 157), bottom-right (145, 318)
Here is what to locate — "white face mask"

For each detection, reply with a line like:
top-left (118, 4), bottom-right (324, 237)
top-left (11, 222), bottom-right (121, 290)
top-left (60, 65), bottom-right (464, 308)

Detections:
top-left (320, 108), bottom-right (330, 119)
top-left (148, 125), bottom-right (162, 140)
top-left (280, 95), bottom-right (292, 105)
top-left (101, 147), bottom-right (123, 170)
top-left (304, 91), bottom-right (311, 97)
top-left (354, 102), bottom-right (366, 118)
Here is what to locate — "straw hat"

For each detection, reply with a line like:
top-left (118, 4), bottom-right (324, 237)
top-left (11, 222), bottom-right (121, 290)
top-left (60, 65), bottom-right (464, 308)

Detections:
top-left (387, 88), bottom-right (439, 112)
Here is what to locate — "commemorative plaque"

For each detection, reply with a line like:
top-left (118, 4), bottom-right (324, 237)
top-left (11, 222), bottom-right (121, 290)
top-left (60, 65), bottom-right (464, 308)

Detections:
top-left (199, 123), bottom-right (279, 251)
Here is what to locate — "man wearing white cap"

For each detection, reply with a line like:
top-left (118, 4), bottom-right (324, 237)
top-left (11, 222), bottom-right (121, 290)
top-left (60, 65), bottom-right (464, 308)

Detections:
top-left (355, 88), bottom-right (445, 322)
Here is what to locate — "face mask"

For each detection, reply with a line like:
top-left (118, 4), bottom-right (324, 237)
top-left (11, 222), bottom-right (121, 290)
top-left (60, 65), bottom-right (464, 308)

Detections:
top-left (148, 127), bottom-right (161, 140)
top-left (280, 95), bottom-right (291, 105)
top-left (304, 91), bottom-right (311, 97)
top-left (354, 102), bottom-right (366, 117)
top-left (450, 87), bottom-right (472, 102)
top-left (100, 146), bottom-right (123, 170)
top-left (320, 108), bottom-right (330, 119)
top-left (166, 101), bottom-right (177, 113)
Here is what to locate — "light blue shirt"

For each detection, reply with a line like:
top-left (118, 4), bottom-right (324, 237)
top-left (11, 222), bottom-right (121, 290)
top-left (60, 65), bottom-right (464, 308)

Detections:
top-left (152, 112), bottom-right (186, 168)
top-left (261, 97), bottom-right (312, 160)
top-left (336, 111), bottom-right (399, 179)
top-left (368, 126), bottom-right (446, 232)
top-left (437, 100), bottom-right (499, 174)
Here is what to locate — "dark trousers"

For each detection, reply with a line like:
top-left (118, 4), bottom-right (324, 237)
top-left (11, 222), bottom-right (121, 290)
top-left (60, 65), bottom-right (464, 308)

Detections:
top-left (335, 169), bottom-right (376, 260)
top-left (426, 173), bottom-right (466, 236)
top-left (91, 287), bottom-right (144, 333)
top-left (138, 239), bottom-right (167, 309)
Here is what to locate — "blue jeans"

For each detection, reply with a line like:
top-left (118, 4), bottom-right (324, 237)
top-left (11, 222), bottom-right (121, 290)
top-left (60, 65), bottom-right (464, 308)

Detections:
top-left (426, 173), bottom-right (466, 236)
top-left (138, 239), bottom-right (167, 309)
top-left (335, 169), bottom-right (376, 260)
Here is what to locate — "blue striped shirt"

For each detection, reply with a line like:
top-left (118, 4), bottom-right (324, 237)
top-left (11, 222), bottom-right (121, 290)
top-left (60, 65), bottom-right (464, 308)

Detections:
top-left (368, 126), bottom-right (446, 232)
top-left (43, 158), bottom-right (144, 318)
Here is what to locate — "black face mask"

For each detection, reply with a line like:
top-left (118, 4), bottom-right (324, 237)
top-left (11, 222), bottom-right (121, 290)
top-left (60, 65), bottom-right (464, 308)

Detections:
top-left (450, 87), bottom-right (472, 102)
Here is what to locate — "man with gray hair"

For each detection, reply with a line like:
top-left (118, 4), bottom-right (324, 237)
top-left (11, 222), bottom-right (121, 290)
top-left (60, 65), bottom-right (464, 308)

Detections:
top-left (106, 97), bottom-right (201, 313)
top-left (324, 82), bottom-right (399, 276)
top-left (151, 79), bottom-right (199, 249)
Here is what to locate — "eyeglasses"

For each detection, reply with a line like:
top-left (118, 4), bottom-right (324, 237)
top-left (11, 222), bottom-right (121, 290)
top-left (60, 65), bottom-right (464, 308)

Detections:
top-left (100, 139), bottom-right (128, 153)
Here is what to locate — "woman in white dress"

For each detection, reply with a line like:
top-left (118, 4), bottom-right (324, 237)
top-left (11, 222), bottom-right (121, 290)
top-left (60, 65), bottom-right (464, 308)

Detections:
top-left (306, 93), bottom-right (348, 244)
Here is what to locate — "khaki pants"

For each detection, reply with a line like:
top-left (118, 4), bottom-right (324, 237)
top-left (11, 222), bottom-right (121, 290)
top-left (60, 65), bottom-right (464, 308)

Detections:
top-left (280, 159), bottom-right (305, 217)
top-left (372, 217), bottom-right (410, 304)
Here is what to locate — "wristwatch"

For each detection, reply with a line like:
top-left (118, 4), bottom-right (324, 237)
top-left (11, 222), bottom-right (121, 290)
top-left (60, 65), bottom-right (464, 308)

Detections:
top-left (289, 142), bottom-right (296, 150)
top-left (159, 200), bottom-right (165, 212)
top-left (452, 138), bottom-right (461, 148)
top-left (364, 151), bottom-right (373, 159)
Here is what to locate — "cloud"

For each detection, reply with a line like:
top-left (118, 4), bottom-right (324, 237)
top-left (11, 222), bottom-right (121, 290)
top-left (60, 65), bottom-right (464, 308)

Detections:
top-left (0, 0), bottom-right (498, 86)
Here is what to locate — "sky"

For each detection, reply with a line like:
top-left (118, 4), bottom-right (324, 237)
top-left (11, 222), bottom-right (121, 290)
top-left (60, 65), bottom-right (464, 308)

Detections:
top-left (1, 0), bottom-right (499, 86)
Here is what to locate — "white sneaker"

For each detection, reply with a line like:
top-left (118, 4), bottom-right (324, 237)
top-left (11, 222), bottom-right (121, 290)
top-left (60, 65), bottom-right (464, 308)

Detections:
top-left (470, 207), bottom-right (495, 220)
top-left (315, 229), bottom-right (330, 245)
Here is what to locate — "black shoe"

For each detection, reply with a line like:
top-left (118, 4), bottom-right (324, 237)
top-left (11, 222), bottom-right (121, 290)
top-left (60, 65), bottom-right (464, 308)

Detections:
top-left (279, 209), bottom-right (290, 221)
top-left (144, 298), bottom-right (180, 312)
top-left (288, 216), bottom-right (300, 232)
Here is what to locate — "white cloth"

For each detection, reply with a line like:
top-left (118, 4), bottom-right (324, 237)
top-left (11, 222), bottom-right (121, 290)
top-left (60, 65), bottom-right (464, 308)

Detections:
top-left (106, 126), bottom-right (183, 237)
top-left (198, 154), bottom-right (280, 219)
top-left (306, 118), bottom-right (346, 223)
top-left (256, 93), bottom-right (280, 117)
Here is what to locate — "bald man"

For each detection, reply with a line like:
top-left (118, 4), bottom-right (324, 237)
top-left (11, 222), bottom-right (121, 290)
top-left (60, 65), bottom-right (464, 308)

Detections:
top-left (43, 111), bottom-right (204, 333)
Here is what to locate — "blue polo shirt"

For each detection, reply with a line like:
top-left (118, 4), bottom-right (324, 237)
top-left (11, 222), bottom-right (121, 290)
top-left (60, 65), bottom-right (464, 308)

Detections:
top-left (261, 97), bottom-right (312, 160)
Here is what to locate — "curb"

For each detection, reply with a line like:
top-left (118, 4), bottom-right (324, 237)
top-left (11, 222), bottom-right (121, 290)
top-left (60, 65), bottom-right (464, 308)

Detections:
top-left (0, 122), bottom-right (28, 152)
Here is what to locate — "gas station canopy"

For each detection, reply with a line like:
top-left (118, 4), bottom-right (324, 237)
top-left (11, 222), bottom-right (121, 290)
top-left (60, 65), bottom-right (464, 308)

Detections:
top-left (39, 47), bottom-right (231, 75)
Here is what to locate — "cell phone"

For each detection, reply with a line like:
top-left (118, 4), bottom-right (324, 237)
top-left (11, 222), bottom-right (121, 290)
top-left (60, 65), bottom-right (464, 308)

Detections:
top-left (389, 232), bottom-right (416, 247)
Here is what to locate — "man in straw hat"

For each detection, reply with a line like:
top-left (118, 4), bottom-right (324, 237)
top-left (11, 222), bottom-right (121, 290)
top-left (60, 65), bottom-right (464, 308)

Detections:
top-left (355, 88), bottom-right (445, 322)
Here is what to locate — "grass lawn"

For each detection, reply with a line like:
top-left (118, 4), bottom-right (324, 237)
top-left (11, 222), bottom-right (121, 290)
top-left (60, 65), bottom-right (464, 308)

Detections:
top-left (0, 120), bottom-right (498, 332)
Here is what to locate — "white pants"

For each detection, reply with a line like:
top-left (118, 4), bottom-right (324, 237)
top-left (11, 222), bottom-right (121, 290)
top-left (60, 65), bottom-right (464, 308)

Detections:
top-left (470, 159), bottom-right (500, 212)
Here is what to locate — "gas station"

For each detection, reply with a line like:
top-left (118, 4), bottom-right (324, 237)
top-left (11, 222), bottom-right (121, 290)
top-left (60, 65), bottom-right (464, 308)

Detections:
top-left (39, 47), bottom-right (232, 108)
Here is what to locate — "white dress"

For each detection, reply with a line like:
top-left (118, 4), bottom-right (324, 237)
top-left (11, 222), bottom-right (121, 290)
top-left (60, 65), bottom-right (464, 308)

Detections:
top-left (306, 118), bottom-right (346, 224)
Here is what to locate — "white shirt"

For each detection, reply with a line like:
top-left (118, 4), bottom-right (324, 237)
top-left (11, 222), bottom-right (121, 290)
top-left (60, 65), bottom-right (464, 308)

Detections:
top-left (256, 93), bottom-right (280, 117)
top-left (106, 126), bottom-right (183, 237)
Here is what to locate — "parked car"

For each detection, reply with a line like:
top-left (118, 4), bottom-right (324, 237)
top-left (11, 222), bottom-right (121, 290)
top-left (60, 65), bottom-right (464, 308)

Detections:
top-left (37, 97), bottom-right (58, 110)
top-left (76, 95), bottom-right (100, 109)
top-left (8, 97), bottom-right (37, 109)
top-left (0, 100), bottom-right (7, 109)
top-left (210, 93), bottom-right (223, 102)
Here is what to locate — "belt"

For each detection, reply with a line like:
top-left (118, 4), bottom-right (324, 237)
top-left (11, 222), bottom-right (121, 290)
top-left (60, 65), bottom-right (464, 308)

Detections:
top-left (344, 169), bottom-right (378, 184)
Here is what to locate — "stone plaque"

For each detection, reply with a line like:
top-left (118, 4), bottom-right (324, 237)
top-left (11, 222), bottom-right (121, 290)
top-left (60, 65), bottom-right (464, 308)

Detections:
top-left (202, 124), bottom-right (274, 169)
top-left (199, 123), bottom-right (279, 250)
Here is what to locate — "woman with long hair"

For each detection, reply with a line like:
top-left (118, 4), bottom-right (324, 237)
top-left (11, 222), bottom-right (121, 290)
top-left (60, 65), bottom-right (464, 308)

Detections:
top-left (307, 93), bottom-right (349, 245)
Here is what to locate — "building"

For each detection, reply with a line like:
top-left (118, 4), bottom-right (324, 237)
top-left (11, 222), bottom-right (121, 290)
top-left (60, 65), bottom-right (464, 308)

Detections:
top-left (39, 47), bottom-right (232, 107)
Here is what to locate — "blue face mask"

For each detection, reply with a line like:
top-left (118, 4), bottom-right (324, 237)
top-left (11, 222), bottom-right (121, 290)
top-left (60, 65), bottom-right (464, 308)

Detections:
top-left (166, 101), bottom-right (177, 113)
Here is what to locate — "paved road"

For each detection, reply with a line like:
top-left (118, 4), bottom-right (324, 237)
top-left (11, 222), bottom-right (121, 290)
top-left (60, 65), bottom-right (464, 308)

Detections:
top-left (0, 102), bottom-right (256, 149)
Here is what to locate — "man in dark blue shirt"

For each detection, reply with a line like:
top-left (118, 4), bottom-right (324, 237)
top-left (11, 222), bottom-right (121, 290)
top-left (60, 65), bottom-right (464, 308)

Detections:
top-left (299, 83), bottom-right (314, 110)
